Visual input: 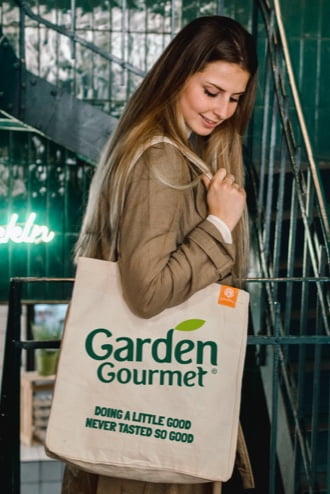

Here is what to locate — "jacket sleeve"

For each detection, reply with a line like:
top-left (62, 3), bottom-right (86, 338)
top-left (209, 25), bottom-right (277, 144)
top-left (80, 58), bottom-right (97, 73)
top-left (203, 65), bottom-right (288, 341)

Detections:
top-left (118, 143), bottom-right (236, 318)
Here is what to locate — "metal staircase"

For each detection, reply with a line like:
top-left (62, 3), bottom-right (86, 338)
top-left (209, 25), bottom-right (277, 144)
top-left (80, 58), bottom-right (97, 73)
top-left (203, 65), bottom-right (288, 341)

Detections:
top-left (0, 1), bottom-right (329, 493)
top-left (0, 25), bottom-right (116, 164)
top-left (245, 1), bottom-right (329, 492)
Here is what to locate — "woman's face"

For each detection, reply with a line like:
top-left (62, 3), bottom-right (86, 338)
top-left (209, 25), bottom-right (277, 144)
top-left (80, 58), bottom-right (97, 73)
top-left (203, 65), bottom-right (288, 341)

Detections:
top-left (178, 61), bottom-right (250, 136)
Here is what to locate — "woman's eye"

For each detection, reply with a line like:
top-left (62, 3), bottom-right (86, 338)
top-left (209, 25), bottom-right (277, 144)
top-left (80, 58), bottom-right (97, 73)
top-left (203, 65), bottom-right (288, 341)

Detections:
top-left (230, 96), bottom-right (240, 103)
top-left (204, 88), bottom-right (218, 98)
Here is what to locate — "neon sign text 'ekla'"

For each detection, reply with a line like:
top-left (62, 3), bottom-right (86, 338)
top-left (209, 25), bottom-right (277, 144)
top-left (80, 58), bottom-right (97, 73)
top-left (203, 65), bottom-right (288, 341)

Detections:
top-left (0, 213), bottom-right (55, 244)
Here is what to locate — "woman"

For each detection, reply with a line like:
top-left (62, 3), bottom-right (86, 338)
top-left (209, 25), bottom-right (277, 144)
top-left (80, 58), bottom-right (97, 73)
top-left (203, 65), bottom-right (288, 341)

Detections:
top-left (63, 15), bottom-right (258, 494)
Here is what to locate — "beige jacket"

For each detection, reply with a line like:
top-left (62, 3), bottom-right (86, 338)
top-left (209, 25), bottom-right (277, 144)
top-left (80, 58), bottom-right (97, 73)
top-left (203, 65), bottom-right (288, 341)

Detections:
top-left (62, 142), bottom-right (254, 494)
top-left (118, 142), bottom-right (236, 318)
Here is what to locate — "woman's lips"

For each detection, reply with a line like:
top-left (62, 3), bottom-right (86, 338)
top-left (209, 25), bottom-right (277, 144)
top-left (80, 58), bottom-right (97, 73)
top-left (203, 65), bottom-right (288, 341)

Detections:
top-left (200, 114), bottom-right (219, 128)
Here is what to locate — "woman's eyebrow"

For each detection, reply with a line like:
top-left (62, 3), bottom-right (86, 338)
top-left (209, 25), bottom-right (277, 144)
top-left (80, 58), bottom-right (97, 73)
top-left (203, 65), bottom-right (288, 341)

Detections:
top-left (206, 81), bottom-right (246, 95)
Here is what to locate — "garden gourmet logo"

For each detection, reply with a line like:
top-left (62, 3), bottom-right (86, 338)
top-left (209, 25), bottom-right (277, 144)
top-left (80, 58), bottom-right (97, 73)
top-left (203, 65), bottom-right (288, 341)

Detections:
top-left (85, 319), bottom-right (218, 388)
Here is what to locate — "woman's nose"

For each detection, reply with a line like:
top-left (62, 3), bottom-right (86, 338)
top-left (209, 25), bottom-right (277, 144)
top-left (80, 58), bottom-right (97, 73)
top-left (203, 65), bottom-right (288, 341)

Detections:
top-left (213, 97), bottom-right (232, 121)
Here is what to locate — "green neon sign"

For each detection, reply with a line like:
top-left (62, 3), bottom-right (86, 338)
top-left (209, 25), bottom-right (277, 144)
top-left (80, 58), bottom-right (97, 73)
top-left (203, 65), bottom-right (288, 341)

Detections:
top-left (0, 213), bottom-right (55, 244)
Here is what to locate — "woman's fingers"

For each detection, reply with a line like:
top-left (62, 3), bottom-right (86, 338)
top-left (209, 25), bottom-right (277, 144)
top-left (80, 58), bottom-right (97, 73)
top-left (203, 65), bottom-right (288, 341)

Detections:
top-left (223, 173), bottom-right (235, 185)
top-left (204, 168), bottom-right (246, 232)
top-left (213, 168), bottom-right (227, 182)
top-left (202, 169), bottom-right (234, 189)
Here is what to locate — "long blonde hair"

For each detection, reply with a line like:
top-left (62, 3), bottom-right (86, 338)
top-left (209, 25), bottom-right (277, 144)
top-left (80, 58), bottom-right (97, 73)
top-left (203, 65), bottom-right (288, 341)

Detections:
top-left (75, 15), bottom-right (258, 279)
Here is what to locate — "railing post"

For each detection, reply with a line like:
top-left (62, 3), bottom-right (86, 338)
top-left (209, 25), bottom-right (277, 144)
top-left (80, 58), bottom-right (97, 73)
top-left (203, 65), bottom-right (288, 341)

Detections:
top-left (0, 280), bottom-right (23, 494)
top-left (269, 302), bottom-right (280, 494)
top-left (18, 0), bottom-right (26, 123)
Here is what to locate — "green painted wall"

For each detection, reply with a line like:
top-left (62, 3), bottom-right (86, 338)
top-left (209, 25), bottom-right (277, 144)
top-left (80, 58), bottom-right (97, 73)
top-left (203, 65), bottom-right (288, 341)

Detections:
top-left (280, 0), bottom-right (330, 161)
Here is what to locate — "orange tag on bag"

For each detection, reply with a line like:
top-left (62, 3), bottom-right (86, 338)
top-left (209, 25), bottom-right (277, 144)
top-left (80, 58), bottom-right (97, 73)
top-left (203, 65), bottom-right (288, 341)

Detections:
top-left (218, 285), bottom-right (239, 308)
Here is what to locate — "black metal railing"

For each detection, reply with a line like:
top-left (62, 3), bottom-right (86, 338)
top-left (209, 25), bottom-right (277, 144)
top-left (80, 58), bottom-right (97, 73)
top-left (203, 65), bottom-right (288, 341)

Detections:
top-left (0, 275), bottom-right (328, 493)
top-left (0, 278), bottom-right (71, 494)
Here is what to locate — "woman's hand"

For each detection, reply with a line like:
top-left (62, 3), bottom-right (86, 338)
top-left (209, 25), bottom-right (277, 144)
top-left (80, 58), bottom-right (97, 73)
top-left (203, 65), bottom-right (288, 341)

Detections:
top-left (202, 168), bottom-right (246, 232)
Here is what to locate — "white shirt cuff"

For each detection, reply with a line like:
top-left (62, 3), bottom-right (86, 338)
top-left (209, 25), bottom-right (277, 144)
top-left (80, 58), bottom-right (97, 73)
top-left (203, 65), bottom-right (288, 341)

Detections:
top-left (207, 215), bottom-right (232, 244)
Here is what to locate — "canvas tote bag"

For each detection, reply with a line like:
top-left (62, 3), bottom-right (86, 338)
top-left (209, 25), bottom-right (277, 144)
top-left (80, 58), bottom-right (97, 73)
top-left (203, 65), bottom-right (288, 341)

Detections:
top-left (46, 256), bottom-right (249, 483)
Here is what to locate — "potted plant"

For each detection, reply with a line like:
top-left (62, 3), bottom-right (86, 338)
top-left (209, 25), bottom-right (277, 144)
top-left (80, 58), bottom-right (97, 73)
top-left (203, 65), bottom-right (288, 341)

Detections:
top-left (32, 323), bottom-right (63, 376)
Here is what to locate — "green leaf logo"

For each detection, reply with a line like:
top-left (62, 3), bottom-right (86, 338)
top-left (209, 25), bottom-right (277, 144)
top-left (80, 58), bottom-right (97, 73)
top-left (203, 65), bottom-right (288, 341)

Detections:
top-left (174, 319), bottom-right (206, 331)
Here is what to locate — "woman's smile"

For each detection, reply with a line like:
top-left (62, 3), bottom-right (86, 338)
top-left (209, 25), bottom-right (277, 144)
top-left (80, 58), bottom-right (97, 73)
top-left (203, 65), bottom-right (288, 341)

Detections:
top-left (200, 114), bottom-right (220, 128)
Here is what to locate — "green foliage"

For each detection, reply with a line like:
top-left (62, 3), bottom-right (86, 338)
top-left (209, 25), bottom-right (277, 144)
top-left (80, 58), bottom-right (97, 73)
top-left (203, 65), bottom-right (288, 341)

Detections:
top-left (32, 323), bottom-right (63, 340)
